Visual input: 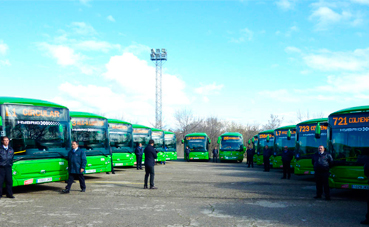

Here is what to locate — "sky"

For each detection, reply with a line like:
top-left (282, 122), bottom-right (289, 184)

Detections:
top-left (0, 0), bottom-right (369, 130)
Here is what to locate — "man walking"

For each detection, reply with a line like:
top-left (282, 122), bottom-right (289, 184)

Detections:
top-left (263, 145), bottom-right (271, 172)
top-left (281, 146), bottom-right (294, 179)
top-left (144, 140), bottom-right (157, 189)
top-left (135, 143), bottom-right (143, 170)
top-left (312, 145), bottom-right (333, 200)
top-left (185, 146), bottom-right (190, 162)
top-left (212, 146), bottom-right (219, 163)
top-left (0, 137), bottom-right (15, 199)
top-left (246, 145), bottom-right (255, 168)
top-left (62, 141), bottom-right (87, 193)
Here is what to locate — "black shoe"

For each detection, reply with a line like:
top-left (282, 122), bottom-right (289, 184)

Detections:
top-left (6, 195), bottom-right (15, 199)
top-left (150, 186), bottom-right (158, 189)
top-left (140, 168), bottom-right (143, 170)
top-left (325, 197), bottom-right (331, 201)
top-left (360, 219), bottom-right (369, 225)
top-left (144, 185), bottom-right (148, 189)
top-left (112, 172), bottom-right (115, 174)
top-left (80, 189), bottom-right (86, 192)
top-left (281, 177), bottom-right (286, 179)
top-left (106, 172), bottom-right (110, 174)
top-left (61, 189), bottom-right (70, 194)
top-left (314, 196), bottom-right (322, 199)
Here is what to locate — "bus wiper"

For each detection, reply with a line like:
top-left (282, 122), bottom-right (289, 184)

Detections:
top-left (33, 151), bottom-right (67, 159)
top-left (13, 157), bottom-right (26, 162)
top-left (86, 150), bottom-right (109, 157)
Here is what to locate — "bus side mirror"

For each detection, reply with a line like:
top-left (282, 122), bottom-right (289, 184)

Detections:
top-left (208, 139), bottom-right (211, 144)
top-left (181, 139), bottom-right (184, 144)
top-left (217, 137), bottom-right (221, 144)
top-left (287, 129), bottom-right (291, 140)
top-left (267, 135), bottom-right (270, 143)
top-left (315, 123), bottom-right (321, 139)
top-left (252, 137), bottom-right (255, 143)
top-left (248, 139), bottom-right (251, 145)
top-left (70, 122), bottom-right (73, 129)
top-left (242, 145), bottom-right (246, 152)
top-left (0, 118), bottom-right (2, 126)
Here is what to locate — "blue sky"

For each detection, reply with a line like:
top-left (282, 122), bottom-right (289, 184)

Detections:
top-left (0, 0), bottom-right (369, 129)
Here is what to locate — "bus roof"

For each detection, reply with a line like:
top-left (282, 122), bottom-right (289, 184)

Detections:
top-left (184, 132), bottom-right (209, 137)
top-left (220, 132), bottom-right (243, 138)
top-left (254, 134), bottom-right (258, 138)
top-left (296, 118), bottom-right (328, 125)
top-left (132, 124), bottom-right (151, 129)
top-left (164, 131), bottom-right (175, 135)
top-left (258, 129), bottom-right (274, 134)
top-left (151, 128), bottom-right (164, 132)
top-left (275, 125), bottom-right (296, 130)
top-left (108, 119), bottom-right (132, 125)
top-left (329, 105), bottom-right (369, 116)
top-left (70, 111), bottom-right (106, 119)
top-left (0, 97), bottom-right (67, 109)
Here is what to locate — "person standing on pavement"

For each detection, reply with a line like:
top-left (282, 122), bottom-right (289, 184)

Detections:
top-left (312, 145), bottom-right (333, 201)
top-left (185, 146), bottom-right (190, 162)
top-left (263, 145), bottom-right (271, 172)
top-left (281, 146), bottom-right (294, 179)
top-left (246, 145), bottom-right (255, 168)
top-left (62, 141), bottom-right (87, 193)
top-left (161, 146), bottom-right (167, 165)
top-left (212, 146), bottom-right (218, 163)
top-left (0, 137), bottom-right (15, 199)
top-left (144, 140), bottom-right (157, 189)
top-left (135, 143), bottom-right (143, 170)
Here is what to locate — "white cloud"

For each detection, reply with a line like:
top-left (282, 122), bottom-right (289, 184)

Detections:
top-left (74, 40), bottom-right (121, 52)
top-left (194, 82), bottom-right (224, 95)
top-left (351, 0), bottom-right (369, 5)
top-left (230, 28), bottom-right (254, 43)
top-left (276, 0), bottom-right (297, 10)
top-left (0, 40), bottom-right (8, 55)
top-left (123, 43), bottom-right (150, 56)
top-left (37, 42), bottom-right (82, 66)
top-left (107, 15), bottom-right (115, 22)
top-left (317, 74), bottom-right (369, 94)
top-left (0, 59), bottom-right (11, 66)
top-left (79, 0), bottom-right (91, 6)
top-left (285, 46), bottom-right (301, 53)
top-left (70, 22), bottom-right (96, 35)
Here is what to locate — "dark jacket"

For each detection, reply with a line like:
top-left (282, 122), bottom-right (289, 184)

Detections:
top-left (144, 145), bottom-right (157, 167)
top-left (281, 149), bottom-right (294, 162)
top-left (263, 148), bottom-right (272, 158)
top-left (212, 149), bottom-right (218, 156)
top-left (68, 148), bottom-right (87, 174)
top-left (246, 148), bottom-right (255, 157)
top-left (0, 146), bottom-right (14, 167)
top-left (135, 146), bottom-right (143, 156)
top-left (185, 148), bottom-right (191, 154)
top-left (312, 152), bottom-right (333, 173)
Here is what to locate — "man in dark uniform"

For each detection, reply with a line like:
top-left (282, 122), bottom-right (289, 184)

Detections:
top-left (185, 146), bottom-right (190, 162)
top-left (312, 145), bottom-right (333, 200)
top-left (246, 145), bottom-right (255, 168)
top-left (144, 140), bottom-right (157, 189)
top-left (361, 157), bottom-right (369, 225)
top-left (263, 145), bottom-right (271, 172)
top-left (135, 143), bottom-right (143, 170)
top-left (281, 146), bottom-right (294, 179)
top-left (0, 137), bottom-right (15, 199)
top-left (212, 146), bottom-right (218, 163)
top-left (62, 141), bottom-right (87, 193)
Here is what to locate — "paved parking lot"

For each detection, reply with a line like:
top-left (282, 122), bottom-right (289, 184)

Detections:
top-left (0, 159), bottom-right (367, 227)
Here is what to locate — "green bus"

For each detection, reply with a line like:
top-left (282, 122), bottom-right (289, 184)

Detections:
top-left (151, 128), bottom-right (166, 163)
top-left (256, 130), bottom-right (274, 166)
top-left (182, 133), bottom-right (211, 161)
top-left (217, 132), bottom-right (245, 162)
top-left (273, 125), bottom-right (296, 169)
top-left (252, 135), bottom-right (258, 163)
top-left (70, 112), bottom-right (111, 174)
top-left (132, 124), bottom-right (152, 165)
top-left (294, 118), bottom-right (327, 175)
top-left (326, 106), bottom-right (369, 190)
top-left (164, 131), bottom-right (177, 160)
top-left (0, 97), bottom-right (70, 186)
top-left (108, 119), bottom-right (134, 167)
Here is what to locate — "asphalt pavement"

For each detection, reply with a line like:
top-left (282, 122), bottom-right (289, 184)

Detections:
top-left (0, 159), bottom-right (367, 227)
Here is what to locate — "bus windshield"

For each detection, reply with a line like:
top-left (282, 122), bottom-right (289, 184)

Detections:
top-left (220, 136), bottom-right (243, 151)
top-left (257, 136), bottom-right (274, 155)
top-left (109, 123), bottom-right (133, 153)
top-left (274, 130), bottom-right (296, 156)
top-left (296, 124), bottom-right (327, 159)
top-left (165, 134), bottom-right (176, 149)
top-left (133, 128), bottom-right (151, 147)
top-left (185, 136), bottom-right (207, 152)
top-left (152, 131), bottom-right (164, 149)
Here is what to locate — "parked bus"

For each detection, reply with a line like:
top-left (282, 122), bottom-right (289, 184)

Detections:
top-left (151, 128), bottom-right (166, 163)
top-left (164, 131), bottom-right (177, 160)
top-left (0, 97), bottom-right (71, 186)
top-left (70, 112), bottom-right (111, 174)
top-left (294, 118), bottom-right (327, 175)
top-left (273, 125), bottom-right (296, 168)
top-left (326, 106), bottom-right (369, 189)
top-left (252, 135), bottom-right (258, 163)
top-left (132, 124), bottom-right (152, 165)
top-left (217, 132), bottom-right (245, 162)
top-left (108, 119), bottom-right (134, 167)
top-left (182, 133), bottom-right (211, 161)
top-left (256, 130), bottom-right (274, 166)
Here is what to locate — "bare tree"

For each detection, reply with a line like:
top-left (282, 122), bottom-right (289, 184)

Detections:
top-left (197, 116), bottom-right (225, 152)
top-left (262, 114), bottom-right (283, 130)
top-left (173, 108), bottom-right (203, 141)
top-left (295, 109), bottom-right (326, 123)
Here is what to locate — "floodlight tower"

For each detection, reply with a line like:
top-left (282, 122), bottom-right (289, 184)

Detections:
top-left (150, 48), bottom-right (167, 129)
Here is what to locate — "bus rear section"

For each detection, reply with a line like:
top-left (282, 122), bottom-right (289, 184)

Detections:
top-left (108, 119), bottom-right (135, 167)
top-left (164, 131), bottom-right (177, 160)
top-left (0, 97), bottom-right (71, 186)
top-left (218, 132), bottom-right (245, 162)
top-left (257, 130), bottom-right (274, 166)
top-left (70, 112), bottom-right (111, 174)
top-left (183, 133), bottom-right (210, 161)
top-left (294, 118), bottom-right (327, 175)
top-left (273, 126), bottom-right (296, 169)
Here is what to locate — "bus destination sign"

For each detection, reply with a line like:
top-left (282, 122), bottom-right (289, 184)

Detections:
top-left (330, 113), bottom-right (369, 128)
top-left (72, 118), bottom-right (106, 127)
top-left (4, 105), bottom-right (68, 121)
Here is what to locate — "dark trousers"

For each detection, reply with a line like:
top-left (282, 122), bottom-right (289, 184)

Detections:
top-left (66, 173), bottom-right (86, 191)
top-left (282, 161), bottom-right (291, 178)
top-left (247, 156), bottom-right (254, 167)
top-left (136, 155), bottom-right (142, 169)
top-left (315, 172), bottom-right (330, 198)
top-left (213, 155), bottom-right (218, 163)
top-left (263, 156), bottom-right (270, 171)
top-left (0, 166), bottom-right (13, 197)
top-left (144, 166), bottom-right (155, 188)
top-left (185, 153), bottom-right (189, 162)
top-left (366, 189), bottom-right (369, 219)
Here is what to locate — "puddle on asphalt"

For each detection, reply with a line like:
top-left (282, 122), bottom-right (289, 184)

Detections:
top-left (247, 200), bottom-right (287, 208)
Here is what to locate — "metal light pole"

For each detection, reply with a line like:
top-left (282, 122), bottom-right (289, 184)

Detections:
top-left (150, 48), bottom-right (167, 129)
